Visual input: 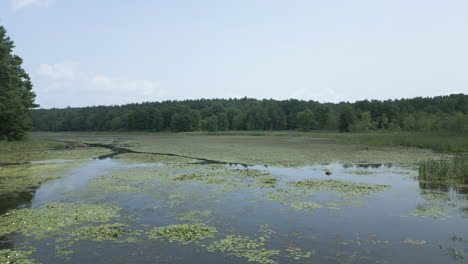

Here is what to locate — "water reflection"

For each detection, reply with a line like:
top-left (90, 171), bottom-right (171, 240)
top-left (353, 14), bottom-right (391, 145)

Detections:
top-left (418, 182), bottom-right (468, 201)
top-left (0, 189), bottom-right (35, 215)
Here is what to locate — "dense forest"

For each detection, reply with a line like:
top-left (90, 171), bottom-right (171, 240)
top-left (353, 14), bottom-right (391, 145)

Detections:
top-left (32, 94), bottom-right (468, 133)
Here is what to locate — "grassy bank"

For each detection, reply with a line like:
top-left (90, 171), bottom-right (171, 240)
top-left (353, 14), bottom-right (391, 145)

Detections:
top-left (0, 136), bottom-right (111, 164)
top-left (0, 136), bottom-right (61, 152)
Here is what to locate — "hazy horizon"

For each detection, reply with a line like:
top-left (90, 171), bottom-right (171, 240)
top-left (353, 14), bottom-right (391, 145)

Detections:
top-left (1, 0), bottom-right (467, 108)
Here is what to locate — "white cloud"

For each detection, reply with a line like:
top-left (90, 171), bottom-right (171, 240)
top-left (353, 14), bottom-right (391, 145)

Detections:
top-left (35, 61), bottom-right (163, 107)
top-left (11, 0), bottom-right (55, 11)
top-left (89, 75), bottom-right (158, 96)
top-left (39, 61), bottom-right (77, 80)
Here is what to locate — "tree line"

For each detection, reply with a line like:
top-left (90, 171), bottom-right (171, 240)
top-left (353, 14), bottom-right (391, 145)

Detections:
top-left (32, 94), bottom-right (468, 133)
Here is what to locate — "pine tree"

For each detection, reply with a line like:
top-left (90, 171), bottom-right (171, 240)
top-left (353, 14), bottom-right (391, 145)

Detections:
top-left (0, 26), bottom-right (38, 140)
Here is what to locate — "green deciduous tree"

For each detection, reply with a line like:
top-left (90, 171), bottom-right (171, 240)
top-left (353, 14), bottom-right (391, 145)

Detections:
top-left (0, 26), bottom-right (37, 140)
top-left (338, 107), bottom-right (356, 132)
top-left (296, 109), bottom-right (317, 131)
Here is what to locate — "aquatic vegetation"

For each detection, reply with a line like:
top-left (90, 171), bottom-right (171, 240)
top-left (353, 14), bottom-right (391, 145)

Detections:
top-left (222, 168), bottom-right (270, 177)
top-left (289, 201), bottom-right (323, 210)
top-left (345, 170), bottom-right (378, 176)
top-left (172, 173), bottom-right (207, 181)
top-left (325, 200), bottom-right (366, 209)
top-left (0, 249), bottom-right (38, 264)
top-left (173, 210), bottom-right (212, 222)
top-left (73, 133), bottom-right (448, 166)
top-left (162, 193), bottom-right (188, 208)
top-left (439, 233), bottom-right (468, 260)
top-left (0, 161), bottom-right (89, 195)
top-left (203, 225), bottom-right (282, 264)
top-left (69, 223), bottom-right (130, 241)
top-left (118, 153), bottom-right (198, 164)
top-left (288, 179), bottom-right (390, 197)
top-left (147, 223), bottom-right (217, 244)
top-left (421, 192), bottom-right (449, 202)
top-left (2, 132), bottom-right (463, 263)
top-left (400, 238), bottom-right (427, 245)
top-left (339, 233), bottom-right (389, 247)
top-left (439, 245), bottom-right (467, 260)
top-left (450, 233), bottom-right (467, 243)
top-left (206, 235), bottom-right (280, 264)
top-left (284, 247), bottom-right (316, 260)
top-left (410, 203), bottom-right (448, 219)
top-left (419, 155), bottom-right (468, 184)
top-left (0, 147), bottom-right (111, 164)
top-left (256, 178), bottom-right (277, 188)
top-left (0, 202), bottom-right (120, 239)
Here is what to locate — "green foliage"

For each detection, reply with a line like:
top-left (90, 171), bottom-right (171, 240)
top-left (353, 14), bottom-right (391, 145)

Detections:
top-left (0, 26), bottom-right (37, 140)
top-left (338, 106), bottom-right (356, 132)
top-left (296, 109), bottom-right (317, 131)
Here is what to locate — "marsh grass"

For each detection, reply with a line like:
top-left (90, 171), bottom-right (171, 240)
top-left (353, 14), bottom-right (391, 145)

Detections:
top-left (419, 155), bottom-right (468, 184)
top-left (0, 136), bottom-right (61, 152)
top-left (182, 131), bottom-right (468, 152)
top-left (0, 136), bottom-right (63, 164)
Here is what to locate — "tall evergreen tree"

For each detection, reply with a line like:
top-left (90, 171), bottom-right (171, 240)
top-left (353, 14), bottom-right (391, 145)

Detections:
top-left (0, 26), bottom-right (37, 140)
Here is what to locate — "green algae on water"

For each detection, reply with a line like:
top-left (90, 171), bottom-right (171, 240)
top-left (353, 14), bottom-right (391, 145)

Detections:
top-left (206, 235), bottom-right (280, 264)
top-left (202, 224), bottom-right (291, 264)
top-left (0, 249), bottom-right (38, 264)
top-left (284, 247), bottom-right (316, 260)
top-left (147, 223), bottom-right (217, 244)
top-left (400, 238), bottom-right (427, 245)
top-left (69, 223), bottom-right (130, 241)
top-left (256, 178), bottom-right (278, 188)
top-left (0, 202), bottom-right (120, 239)
top-left (345, 170), bottom-right (378, 176)
top-left (0, 161), bottom-right (89, 195)
top-left (289, 201), bottom-right (323, 210)
top-left (172, 210), bottom-right (212, 222)
top-left (410, 203), bottom-right (448, 219)
top-left (288, 179), bottom-right (390, 197)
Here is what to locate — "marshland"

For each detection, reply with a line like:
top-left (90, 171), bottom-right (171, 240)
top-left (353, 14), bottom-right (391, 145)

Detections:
top-left (1, 131), bottom-right (467, 264)
top-left (2, 1), bottom-right (468, 263)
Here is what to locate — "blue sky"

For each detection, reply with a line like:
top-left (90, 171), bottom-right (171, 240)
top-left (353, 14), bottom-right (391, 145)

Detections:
top-left (1, 0), bottom-right (467, 108)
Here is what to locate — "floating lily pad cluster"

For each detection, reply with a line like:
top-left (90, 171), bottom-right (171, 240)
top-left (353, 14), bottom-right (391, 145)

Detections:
top-left (288, 179), bottom-right (390, 197)
top-left (0, 249), bottom-right (38, 264)
top-left (173, 210), bottom-right (212, 222)
top-left (70, 223), bottom-right (130, 241)
top-left (206, 235), bottom-right (280, 264)
top-left (0, 202), bottom-right (119, 239)
top-left (400, 238), bottom-right (427, 245)
top-left (147, 223), bottom-right (217, 244)
top-left (411, 203), bottom-right (448, 219)
top-left (289, 201), bottom-right (323, 210)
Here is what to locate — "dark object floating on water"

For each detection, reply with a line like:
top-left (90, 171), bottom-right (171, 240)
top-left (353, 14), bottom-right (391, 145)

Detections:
top-left (325, 171), bottom-right (332, 176)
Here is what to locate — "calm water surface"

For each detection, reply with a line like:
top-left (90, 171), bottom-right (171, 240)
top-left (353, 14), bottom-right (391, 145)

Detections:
top-left (1, 158), bottom-right (467, 264)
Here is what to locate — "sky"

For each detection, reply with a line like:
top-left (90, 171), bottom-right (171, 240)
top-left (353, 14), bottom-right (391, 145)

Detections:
top-left (1, 0), bottom-right (467, 108)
